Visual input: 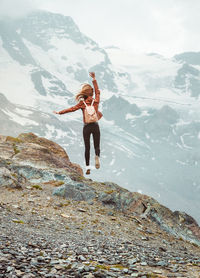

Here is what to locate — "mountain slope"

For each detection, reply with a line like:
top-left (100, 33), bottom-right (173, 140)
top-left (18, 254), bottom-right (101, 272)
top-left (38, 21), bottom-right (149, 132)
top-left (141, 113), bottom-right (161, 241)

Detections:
top-left (0, 132), bottom-right (200, 278)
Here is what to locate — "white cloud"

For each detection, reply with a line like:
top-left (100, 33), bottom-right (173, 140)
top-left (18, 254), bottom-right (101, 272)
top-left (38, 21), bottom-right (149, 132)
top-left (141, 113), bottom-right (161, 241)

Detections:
top-left (0, 0), bottom-right (38, 18)
top-left (37, 0), bottom-right (200, 56)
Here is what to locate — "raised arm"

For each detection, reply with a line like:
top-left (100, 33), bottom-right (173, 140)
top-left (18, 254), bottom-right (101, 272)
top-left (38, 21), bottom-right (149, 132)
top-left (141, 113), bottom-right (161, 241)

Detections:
top-left (89, 72), bottom-right (100, 103)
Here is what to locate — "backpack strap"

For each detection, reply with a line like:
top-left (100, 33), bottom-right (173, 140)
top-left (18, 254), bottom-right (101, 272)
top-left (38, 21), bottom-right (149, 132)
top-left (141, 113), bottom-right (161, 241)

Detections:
top-left (83, 99), bottom-right (95, 107)
top-left (83, 100), bottom-right (87, 107)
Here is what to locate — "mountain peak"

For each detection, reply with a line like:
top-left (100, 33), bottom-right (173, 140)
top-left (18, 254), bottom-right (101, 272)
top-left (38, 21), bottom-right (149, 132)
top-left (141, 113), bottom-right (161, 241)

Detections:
top-left (17, 10), bottom-right (90, 49)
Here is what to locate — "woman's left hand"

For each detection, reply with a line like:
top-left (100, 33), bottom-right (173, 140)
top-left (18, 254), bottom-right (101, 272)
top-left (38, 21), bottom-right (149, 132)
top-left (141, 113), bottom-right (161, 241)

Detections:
top-left (89, 72), bottom-right (95, 79)
top-left (53, 111), bottom-right (59, 114)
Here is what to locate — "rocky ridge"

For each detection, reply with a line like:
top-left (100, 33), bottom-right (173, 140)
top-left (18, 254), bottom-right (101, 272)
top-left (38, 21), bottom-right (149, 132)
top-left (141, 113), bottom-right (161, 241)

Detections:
top-left (0, 133), bottom-right (199, 278)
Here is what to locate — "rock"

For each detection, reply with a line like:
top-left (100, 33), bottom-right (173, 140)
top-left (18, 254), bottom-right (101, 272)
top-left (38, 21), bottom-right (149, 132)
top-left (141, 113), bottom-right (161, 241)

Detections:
top-left (159, 246), bottom-right (167, 252)
top-left (128, 258), bottom-right (137, 265)
top-left (60, 213), bottom-right (70, 218)
top-left (15, 269), bottom-right (24, 276)
top-left (53, 182), bottom-right (96, 201)
top-left (83, 274), bottom-right (95, 278)
top-left (7, 266), bottom-right (14, 272)
top-left (82, 247), bottom-right (89, 253)
top-left (77, 208), bottom-right (87, 212)
top-left (37, 256), bottom-right (45, 262)
top-left (78, 255), bottom-right (87, 261)
top-left (94, 271), bottom-right (107, 278)
top-left (0, 167), bottom-right (24, 189)
top-left (0, 136), bottom-right (15, 159)
top-left (156, 260), bottom-right (168, 267)
top-left (98, 189), bottom-right (134, 211)
top-left (0, 133), bottom-right (83, 176)
top-left (17, 133), bottom-right (83, 175)
top-left (53, 185), bottom-right (66, 197)
top-left (97, 183), bottom-right (200, 245)
top-left (22, 274), bottom-right (35, 278)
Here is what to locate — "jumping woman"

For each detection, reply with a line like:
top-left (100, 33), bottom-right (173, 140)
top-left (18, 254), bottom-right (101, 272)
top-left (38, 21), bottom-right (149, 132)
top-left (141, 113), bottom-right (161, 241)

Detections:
top-left (53, 72), bottom-right (102, 175)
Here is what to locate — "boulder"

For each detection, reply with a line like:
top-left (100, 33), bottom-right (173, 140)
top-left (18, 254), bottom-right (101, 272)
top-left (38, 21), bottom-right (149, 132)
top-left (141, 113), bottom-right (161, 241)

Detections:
top-left (2, 133), bottom-right (83, 175)
top-left (0, 167), bottom-right (25, 189)
top-left (53, 182), bottom-right (96, 201)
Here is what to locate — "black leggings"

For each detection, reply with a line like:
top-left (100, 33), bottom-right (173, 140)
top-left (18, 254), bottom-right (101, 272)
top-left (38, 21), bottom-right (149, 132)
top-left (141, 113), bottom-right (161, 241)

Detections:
top-left (83, 122), bottom-right (100, 166)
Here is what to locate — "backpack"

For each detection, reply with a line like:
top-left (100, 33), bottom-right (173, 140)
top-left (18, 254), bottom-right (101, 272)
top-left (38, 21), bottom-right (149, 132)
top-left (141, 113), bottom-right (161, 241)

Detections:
top-left (83, 99), bottom-right (98, 123)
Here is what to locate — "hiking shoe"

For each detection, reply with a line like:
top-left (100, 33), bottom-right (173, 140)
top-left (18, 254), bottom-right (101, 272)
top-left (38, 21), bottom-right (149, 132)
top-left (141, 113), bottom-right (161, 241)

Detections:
top-left (86, 169), bottom-right (90, 175)
top-left (95, 155), bottom-right (100, 169)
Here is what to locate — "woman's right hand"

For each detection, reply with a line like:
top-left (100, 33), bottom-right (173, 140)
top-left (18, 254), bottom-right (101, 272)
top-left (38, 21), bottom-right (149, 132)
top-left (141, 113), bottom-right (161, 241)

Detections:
top-left (53, 111), bottom-right (59, 114)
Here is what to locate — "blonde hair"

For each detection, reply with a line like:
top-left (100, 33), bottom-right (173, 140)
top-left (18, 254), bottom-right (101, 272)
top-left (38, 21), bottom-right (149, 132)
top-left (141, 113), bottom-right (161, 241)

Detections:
top-left (75, 84), bottom-right (93, 102)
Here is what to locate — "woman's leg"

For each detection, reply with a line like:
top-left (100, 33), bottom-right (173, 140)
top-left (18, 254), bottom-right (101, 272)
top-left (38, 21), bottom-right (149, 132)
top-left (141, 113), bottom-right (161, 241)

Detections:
top-left (92, 123), bottom-right (100, 168)
top-left (83, 124), bottom-right (91, 166)
top-left (92, 123), bottom-right (100, 157)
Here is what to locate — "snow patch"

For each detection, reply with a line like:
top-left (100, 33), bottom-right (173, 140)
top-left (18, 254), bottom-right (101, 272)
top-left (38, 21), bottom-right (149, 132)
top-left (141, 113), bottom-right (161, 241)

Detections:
top-left (2, 109), bottom-right (38, 126)
top-left (0, 38), bottom-right (36, 106)
top-left (110, 158), bottom-right (115, 166)
top-left (180, 134), bottom-right (193, 150)
top-left (176, 160), bottom-right (187, 165)
top-left (15, 108), bottom-right (33, 117)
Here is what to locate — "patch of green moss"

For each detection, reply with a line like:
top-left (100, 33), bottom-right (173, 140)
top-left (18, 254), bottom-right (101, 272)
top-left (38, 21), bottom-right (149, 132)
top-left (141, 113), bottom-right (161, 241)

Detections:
top-left (92, 219), bottom-right (99, 224)
top-left (95, 264), bottom-right (111, 271)
top-left (12, 219), bottom-right (25, 224)
top-left (69, 173), bottom-right (86, 182)
top-left (81, 220), bottom-right (88, 225)
top-left (94, 263), bottom-right (125, 272)
top-left (13, 144), bottom-right (20, 155)
top-left (6, 136), bottom-right (23, 143)
top-left (104, 190), bottom-right (115, 194)
top-left (64, 264), bottom-right (72, 270)
top-left (54, 181), bottom-right (65, 187)
top-left (146, 274), bottom-right (158, 278)
top-left (31, 185), bottom-right (43, 190)
top-left (63, 201), bottom-right (71, 206)
top-left (112, 264), bottom-right (125, 270)
top-left (77, 176), bottom-right (85, 180)
top-left (56, 201), bottom-right (71, 207)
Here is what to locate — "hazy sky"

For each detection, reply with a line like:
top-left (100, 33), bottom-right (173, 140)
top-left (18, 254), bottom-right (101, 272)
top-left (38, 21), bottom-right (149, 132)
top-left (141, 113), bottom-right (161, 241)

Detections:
top-left (1, 0), bottom-right (200, 57)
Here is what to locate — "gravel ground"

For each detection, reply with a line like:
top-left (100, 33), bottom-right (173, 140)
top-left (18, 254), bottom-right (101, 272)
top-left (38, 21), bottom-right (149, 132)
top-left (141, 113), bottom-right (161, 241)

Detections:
top-left (0, 184), bottom-right (199, 278)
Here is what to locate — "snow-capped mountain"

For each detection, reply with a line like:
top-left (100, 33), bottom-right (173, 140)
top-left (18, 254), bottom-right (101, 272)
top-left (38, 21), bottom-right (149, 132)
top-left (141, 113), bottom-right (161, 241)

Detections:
top-left (0, 10), bottom-right (200, 224)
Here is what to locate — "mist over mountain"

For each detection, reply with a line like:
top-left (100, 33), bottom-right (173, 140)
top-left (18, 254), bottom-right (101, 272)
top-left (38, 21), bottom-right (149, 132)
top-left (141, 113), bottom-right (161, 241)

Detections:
top-left (0, 10), bottom-right (200, 224)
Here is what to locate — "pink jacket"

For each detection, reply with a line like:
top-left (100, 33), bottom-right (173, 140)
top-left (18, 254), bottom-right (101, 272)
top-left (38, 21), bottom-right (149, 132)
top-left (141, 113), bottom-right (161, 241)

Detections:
top-left (58, 79), bottom-right (103, 123)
